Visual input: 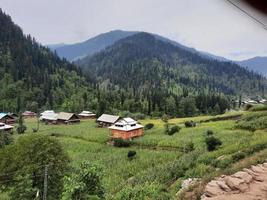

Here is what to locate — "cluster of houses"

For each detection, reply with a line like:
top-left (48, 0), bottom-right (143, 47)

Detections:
top-left (0, 110), bottom-right (145, 140)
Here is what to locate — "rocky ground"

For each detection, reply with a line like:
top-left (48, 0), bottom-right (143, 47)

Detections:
top-left (201, 162), bottom-right (267, 200)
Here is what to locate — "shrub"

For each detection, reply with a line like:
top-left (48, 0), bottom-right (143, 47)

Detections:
top-left (244, 104), bottom-right (253, 111)
top-left (206, 130), bottom-right (214, 136)
top-left (127, 151), bottom-right (137, 159)
top-left (144, 123), bottom-right (154, 130)
top-left (205, 136), bottom-right (222, 151)
top-left (0, 131), bottom-right (13, 148)
top-left (182, 141), bottom-right (195, 153)
top-left (212, 157), bottom-right (233, 169)
top-left (184, 121), bottom-right (196, 128)
top-left (232, 151), bottom-right (246, 162)
top-left (113, 138), bottom-right (131, 147)
top-left (17, 115), bottom-right (27, 134)
top-left (168, 125), bottom-right (181, 135)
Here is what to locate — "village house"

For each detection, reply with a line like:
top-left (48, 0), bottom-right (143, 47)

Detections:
top-left (97, 114), bottom-right (120, 127)
top-left (22, 111), bottom-right (37, 118)
top-left (40, 110), bottom-right (58, 124)
top-left (108, 117), bottom-right (144, 140)
top-left (78, 111), bottom-right (96, 119)
top-left (57, 112), bottom-right (80, 124)
top-left (0, 113), bottom-right (16, 124)
top-left (0, 123), bottom-right (14, 133)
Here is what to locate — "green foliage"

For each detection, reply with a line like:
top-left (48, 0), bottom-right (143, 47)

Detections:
top-left (205, 136), bottom-right (222, 151)
top-left (232, 151), bottom-right (246, 162)
top-left (63, 162), bottom-right (104, 200)
top-left (235, 111), bottom-right (267, 131)
top-left (16, 115), bottom-right (26, 134)
top-left (113, 138), bottom-right (131, 147)
top-left (168, 125), bottom-right (181, 135)
top-left (181, 140), bottom-right (195, 153)
top-left (144, 123), bottom-right (154, 130)
top-left (184, 120), bottom-right (196, 127)
top-left (115, 182), bottom-right (170, 200)
top-left (0, 134), bottom-right (69, 200)
top-left (206, 130), bottom-right (214, 136)
top-left (0, 131), bottom-right (13, 148)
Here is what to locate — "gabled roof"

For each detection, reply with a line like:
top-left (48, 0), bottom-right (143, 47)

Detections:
top-left (40, 110), bottom-right (57, 121)
top-left (109, 117), bottom-right (144, 131)
top-left (0, 113), bottom-right (8, 119)
top-left (57, 112), bottom-right (78, 121)
top-left (97, 114), bottom-right (120, 124)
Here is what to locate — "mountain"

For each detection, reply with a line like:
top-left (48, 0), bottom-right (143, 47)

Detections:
top-left (78, 32), bottom-right (267, 98)
top-left (0, 9), bottom-right (91, 113)
top-left (236, 57), bottom-right (267, 77)
top-left (49, 30), bottom-right (234, 63)
top-left (49, 30), bottom-right (137, 61)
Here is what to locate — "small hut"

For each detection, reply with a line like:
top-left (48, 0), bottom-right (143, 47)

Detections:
top-left (97, 114), bottom-right (120, 127)
top-left (57, 112), bottom-right (80, 124)
top-left (22, 111), bottom-right (37, 118)
top-left (108, 118), bottom-right (144, 140)
top-left (0, 113), bottom-right (16, 124)
top-left (0, 123), bottom-right (14, 133)
top-left (78, 111), bottom-right (96, 119)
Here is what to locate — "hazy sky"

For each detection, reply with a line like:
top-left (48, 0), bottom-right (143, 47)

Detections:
top-left (0, 0), bottom-right (266, 60)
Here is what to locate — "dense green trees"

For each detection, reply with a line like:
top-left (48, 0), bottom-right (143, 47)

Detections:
top-left (63, 162), bottom-right (104, 200)
top-left (0, 135), bottom-right (69, 200)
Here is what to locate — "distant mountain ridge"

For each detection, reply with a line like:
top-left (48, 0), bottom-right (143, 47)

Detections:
top-left (49, 30), bottom-right (267, 77)
top-left (236, 57), bottom-right (267, 77)
top-left (49, 30), bottom-right (137, 61)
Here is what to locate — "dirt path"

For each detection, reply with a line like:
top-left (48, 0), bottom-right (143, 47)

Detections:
top-left (202, 162), bottom-right (267, 200)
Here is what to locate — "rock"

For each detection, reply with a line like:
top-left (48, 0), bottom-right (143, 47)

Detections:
top-left (216, 180), bottom-right (232, 192)
top-left (251, 166), bottom-right (265, 173)
top-left (232, 171), bottom-right (253, 183)
top-left (224, 176), bottom-right (248, 192)
top-left (204, 181), bottom-right (225, 197)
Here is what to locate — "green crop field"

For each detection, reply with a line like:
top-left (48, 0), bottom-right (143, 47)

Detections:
top-left (2, 109), bottom-right (267, 199)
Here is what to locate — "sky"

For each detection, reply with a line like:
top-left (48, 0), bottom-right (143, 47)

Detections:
top-left (0, 0), bottom-right (266, 61)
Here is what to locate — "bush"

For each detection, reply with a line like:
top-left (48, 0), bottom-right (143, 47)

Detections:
top-left (232, 151), bottom-right (246, 162)
top-left (17, 125), bottom-right (27, 134)
top-left (144, 123), bottom-right (154, 130)
top-left (206, 130), bottom-right (214, 136)
top-left (212, 157), bottom-right (233, 169)
top-left (182, 141), bottom-right (195, 153)
top-left (0, 131), bottom-right (13, 148)
top-left (167, 125), bottom-right (181, 135)
top-left (184, 121), bottom-right (196, 128)
top-left (244, 104), bottom-right (253, 111)
top-left (205, 136), bottom-right (222, 151)
top-left (127, 151), bottom-right (137, 159)
top-left (113, 138), bottom-right (131, 147)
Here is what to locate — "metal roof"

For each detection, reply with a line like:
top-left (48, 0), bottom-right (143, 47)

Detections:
top-left (0, 113), bottom-right (7, 119)
top-left (97, 114), bottom-right (120, 124)
top-left (57, 112), bottom-right (77, 121)
top-left (109, 117), bottom-right (144, 131)
top-left (0, 123), bottom-right (14, 130)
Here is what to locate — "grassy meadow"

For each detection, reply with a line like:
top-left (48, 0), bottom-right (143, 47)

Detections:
top-left (3, 109), bottom-right (267, 199)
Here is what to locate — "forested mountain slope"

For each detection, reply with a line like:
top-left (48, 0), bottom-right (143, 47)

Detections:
top-left (0, 9), bottom-right (90, 113)
top-left (50, 30), bottom-right (137, 61)
top-left (78, 32), bottom-right (266, 97)
top-left (236, 56), bottom-right (267, 77)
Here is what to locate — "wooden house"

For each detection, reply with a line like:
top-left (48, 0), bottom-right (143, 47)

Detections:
top-left (40, 110), bottom-right (57, 124)
top-left (57, 112), bottom-right (80, 124)
top-left (97, 114), bottom-right (120, 127)
top-left (108, 117), bottom-right (144, 140)
top-left (0, 123), bottom-right (14, 133)
top-left (0, 113), bottom-right (16, 124)
top-left (22, 111), bottom-right (37, 118)
top-left (78, 111), bottom-right (96, 119)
